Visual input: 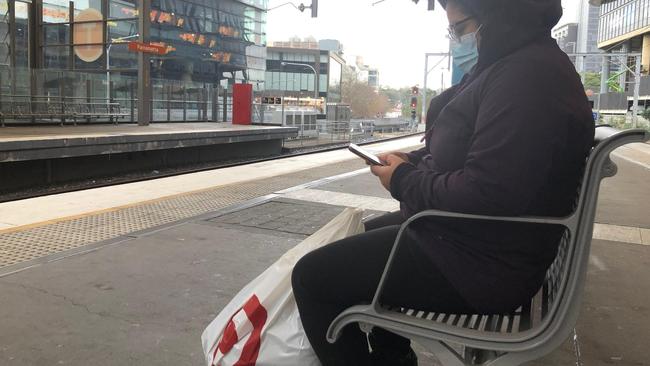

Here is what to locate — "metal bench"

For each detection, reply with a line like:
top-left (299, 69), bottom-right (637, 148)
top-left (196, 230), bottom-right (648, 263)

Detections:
top-left (0, 99), bottom-right (72, 126)
top-left (67, 102), bottom-right (127, 124)
top-left (327, 126), bottom-right (650, 365)
top-left (0, 98), bottom-right (128, 126)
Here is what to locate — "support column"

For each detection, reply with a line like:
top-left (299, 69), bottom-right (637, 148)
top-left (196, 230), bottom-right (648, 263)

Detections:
top-left (212, 64), bottom-right (220, 122)
top-left (600, 54), bottom-right (609, 94)
top-left (8, 0), bottom-right (16, 95)
top-left (619, 42), bottom-right (629, 92)
top-left (632, 55), bottom-right (641, 128)
top-left (137, 0), bottom-right (151, 126)
top-left (642, 34), bottom-right (650, 75)
top-left (597, 54), bottom-right (610, 111)
top-left (68, 2), bottom-right (74, 70)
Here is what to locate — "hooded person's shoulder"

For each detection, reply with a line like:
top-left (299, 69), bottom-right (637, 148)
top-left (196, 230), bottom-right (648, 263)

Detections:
top-left (480, 38), bottom-right (576, 86)
top-left (470, 40), bottom-right (585, 109)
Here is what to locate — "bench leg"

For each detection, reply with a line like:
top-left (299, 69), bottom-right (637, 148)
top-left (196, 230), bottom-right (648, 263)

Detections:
top-left (572, 328), bottom-right (584, 366)
top-left (464, 347), bottom-right (499, 365)
top-left (407, 335), bottom-right (468, 366)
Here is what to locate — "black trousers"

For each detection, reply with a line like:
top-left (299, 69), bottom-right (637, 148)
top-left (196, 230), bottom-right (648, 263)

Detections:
top-left (291, 211), bottom-right (476, 366)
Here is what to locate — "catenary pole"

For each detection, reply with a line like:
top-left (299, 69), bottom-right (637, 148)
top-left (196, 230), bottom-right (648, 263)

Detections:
top-left (422, 54), bottom-right (428, 127)
top-left (422, 52), bottom-right (450, 128)
top-left (633, 55), bottom-right (641, 128)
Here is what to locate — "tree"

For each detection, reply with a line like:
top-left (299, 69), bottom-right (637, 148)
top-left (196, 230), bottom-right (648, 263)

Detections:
top-left (378, 86), bottom-right (437, 121)
top-left (582, 72), bottom-right (601, 93)
top-left (641, 108), bottom-right (650, 122)
top-left (341, 68), bottom-right (391, 118)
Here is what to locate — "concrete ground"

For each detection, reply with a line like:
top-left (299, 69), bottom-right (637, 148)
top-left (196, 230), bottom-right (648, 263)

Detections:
top-left (0, 144), bottom-right (648, 365)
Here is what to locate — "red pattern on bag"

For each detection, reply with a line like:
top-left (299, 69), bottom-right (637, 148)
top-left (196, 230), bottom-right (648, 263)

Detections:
top-left (235, 295), bottom-right (268, 365)
top-left (213, 294), bottom-right (268, 366)
top-left (218, 319), bottom-right (239, 355)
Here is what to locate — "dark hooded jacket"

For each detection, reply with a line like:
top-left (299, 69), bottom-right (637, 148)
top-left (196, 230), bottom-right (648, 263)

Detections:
top-left (390, 0), bottom-right (595, 313)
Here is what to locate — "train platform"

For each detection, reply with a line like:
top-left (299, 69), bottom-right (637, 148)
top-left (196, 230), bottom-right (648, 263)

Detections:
top-left (0, 136), bottom-right (649, 365)
top-left (0, 122), bottom-right (299, 194)
top-left (0, 123), bottom-right (297, 163)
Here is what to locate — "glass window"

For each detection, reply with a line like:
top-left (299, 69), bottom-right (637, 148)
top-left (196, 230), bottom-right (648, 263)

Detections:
top-left (43, 0), bottom-right (70, 24)
top-left (295, 73), bottom-right (301, 91)
top-left (108, 19), bottom-right (138, 41)
top-left (43, 24), bottom-right (70, 45)
top-left (291, 73), bottom-right (299, 91)
top-left (109, 0), bottom-right (138, 19)
top-left (0, 0), bottom-right (11, 66)
top-left (73, 1), bottom-right (102, 15)
top-left (108, 44), bottom-right (137, 69)
top-left (286, 72), bottom-right (293, 91)
top-left (319, 74), bottom-right (327, 93)
top-left (272, 72), bottom-right (279, 90)
top-left (44, 46), bottom-right (69, 69)
top-left (301, 73), bottom-right (308, 91)
top-left (15, 1), bottom-right (30, 69)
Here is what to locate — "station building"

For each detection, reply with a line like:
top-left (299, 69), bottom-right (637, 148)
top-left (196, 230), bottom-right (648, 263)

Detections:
top-left (596, 0), bottom-right (650, 73)
top-left (264, 43), bottom-right (344, 115)
top-left (590, 0), bottom-right (650, 114)
top-left (0, 0), bottom-right (268, 124)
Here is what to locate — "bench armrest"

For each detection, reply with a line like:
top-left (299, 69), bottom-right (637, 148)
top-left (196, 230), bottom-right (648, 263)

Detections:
top-left (370, 209), bottom-right (575, 308)
top-left (405, 209), bottom-right (574, 227)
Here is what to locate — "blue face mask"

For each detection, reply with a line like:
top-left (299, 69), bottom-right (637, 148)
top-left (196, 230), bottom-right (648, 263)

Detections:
top-left (450, 26), bottom-right (481, 75)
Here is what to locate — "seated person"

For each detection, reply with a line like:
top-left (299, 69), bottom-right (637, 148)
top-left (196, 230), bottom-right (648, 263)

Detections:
top-left (291, 0), bottom-right (595, 365)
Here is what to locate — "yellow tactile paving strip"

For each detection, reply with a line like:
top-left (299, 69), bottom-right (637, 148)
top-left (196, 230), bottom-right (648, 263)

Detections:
top-left (0, 159), bottom-right (366, 269)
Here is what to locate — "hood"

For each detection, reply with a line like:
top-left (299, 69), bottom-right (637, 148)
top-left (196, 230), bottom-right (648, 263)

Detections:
top-left (439, 0), bottom-right (562, 72)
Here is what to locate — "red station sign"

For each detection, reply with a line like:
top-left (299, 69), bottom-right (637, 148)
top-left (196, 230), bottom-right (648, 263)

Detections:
top-left (128, 41), bottom-right (168, 55)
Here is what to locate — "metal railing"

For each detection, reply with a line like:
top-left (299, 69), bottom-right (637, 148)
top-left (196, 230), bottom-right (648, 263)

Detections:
top-left (282, 119), bottom-right (417, 150)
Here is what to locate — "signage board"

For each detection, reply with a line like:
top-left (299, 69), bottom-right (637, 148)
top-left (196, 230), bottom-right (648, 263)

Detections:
top-left (261, 97), bottom-right (283, 105)
top-left (128, 41), bottom-right (168, 55)
top-left (73, 8), bottom-right (104, 62)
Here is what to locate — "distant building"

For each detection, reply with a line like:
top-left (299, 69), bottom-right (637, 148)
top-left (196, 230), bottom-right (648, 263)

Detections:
top-left (346, 56), bottom-right (380, 89)
top-left (553, 23), bottom-right (579, 64)
top-left (318, 39), bottom-right (344, 56)
top-left (596, 0), bottom-right (650, 75)
top-left (272, 36), bottom-right (319, 50)
top-left (0, 0), bottom-right (268, 124)
top-left (591, 0), bottom-right (650, 111)
top-left (265, 46), bottom-right (345, 105)
top-left (368, 69), bottom-right (379, 89)
top-left (576, 2), bottom-right (602, 73)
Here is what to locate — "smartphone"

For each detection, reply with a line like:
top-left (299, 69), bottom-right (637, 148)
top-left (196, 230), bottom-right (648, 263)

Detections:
top-left (348, 143), bottom-right (385, 166)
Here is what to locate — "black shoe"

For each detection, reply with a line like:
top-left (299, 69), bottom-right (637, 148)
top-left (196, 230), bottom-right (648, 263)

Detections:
top-left (369, 348), bottom-right (418, 366)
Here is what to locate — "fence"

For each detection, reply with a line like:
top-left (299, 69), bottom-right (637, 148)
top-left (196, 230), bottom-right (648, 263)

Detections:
top-left (0, 66), bottom-right (235, 125)
top-left (282, 118), bottom-right (416, 150)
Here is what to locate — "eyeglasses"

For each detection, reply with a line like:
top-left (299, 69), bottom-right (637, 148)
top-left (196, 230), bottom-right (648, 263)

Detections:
top-left (447, 16), bottom-right (475, 41)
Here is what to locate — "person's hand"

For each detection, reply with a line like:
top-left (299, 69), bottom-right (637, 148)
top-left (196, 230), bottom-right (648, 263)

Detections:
top-left (376, 151), bottom-right (409, 165)
top-left (370, 154), bottom-right (408, 191)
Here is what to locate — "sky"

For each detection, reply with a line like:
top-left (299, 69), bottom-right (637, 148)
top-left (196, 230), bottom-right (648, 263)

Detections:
top-left (266, 0), bottom-right (583, 89)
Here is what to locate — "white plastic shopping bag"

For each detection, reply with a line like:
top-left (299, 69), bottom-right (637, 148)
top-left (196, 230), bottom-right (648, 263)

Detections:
top-left (202, 207), bottom-right (365, 366)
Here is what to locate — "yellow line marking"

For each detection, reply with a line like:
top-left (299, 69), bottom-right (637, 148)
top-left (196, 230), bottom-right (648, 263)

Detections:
top-left (0, 176), bottom-right (272, 235)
